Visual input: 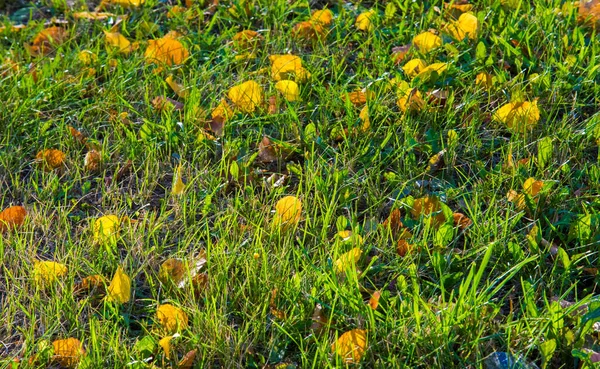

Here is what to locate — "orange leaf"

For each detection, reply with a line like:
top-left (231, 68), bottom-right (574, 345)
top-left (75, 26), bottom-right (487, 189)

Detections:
top-left (145, 36), bottom-right (189, 66)
top-left (28, 26), bottom-right (67, 56)
top-left (368, 291), bottom-right (381, 310)
top-left (36, 149), bottom-right (66, 171)
top-left (0, 205), bottom-right (27, 233)
top-left (332, 329), bottom-right (367, 363)
top-left (52, 338), bottom-right (85, 368)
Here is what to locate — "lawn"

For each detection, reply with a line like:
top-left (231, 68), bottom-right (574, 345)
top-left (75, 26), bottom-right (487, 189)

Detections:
top-left (1, 0), bottom-right (600, 368)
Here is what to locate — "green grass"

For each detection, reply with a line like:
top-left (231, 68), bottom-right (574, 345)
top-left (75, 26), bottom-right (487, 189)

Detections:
top-left (2, 0), bottom-right (600, 368)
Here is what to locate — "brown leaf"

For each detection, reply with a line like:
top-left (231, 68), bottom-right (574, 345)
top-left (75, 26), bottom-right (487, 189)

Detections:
top-left (258, 136), bottom-right (278, 163)
top-left (309, 303), bottom-right (328, 335)
top-left (392, 44), bottom-right (411, 65)
top-left (452, 212), bottom-right (472, 230)
top-left (396, 239), bottom-right (413, 257)
top-left (178, 349), bottom-right (197, 368)
top-left (382, 208), bottom-right (404, 236)
top-left (84, 150), bottom-right (102, 173)
top-left (152, 96), bottom-right (184, 112)
top-left (427, 89), bottom-right (448, 107)
top-left (68, 126), bottom-right (87, 145)
top-left (208, 116), bottom-right (225, 136)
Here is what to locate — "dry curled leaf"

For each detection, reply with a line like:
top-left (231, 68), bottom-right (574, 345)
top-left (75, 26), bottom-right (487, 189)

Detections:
top-left (178, 349), bottom-right (197, 368)
top-left (258, 136), bottom-right (278, 163)
top-left (453, 213), bottom-right (473, 229)
top-left (84, 150), bottom-right (102, 173)
top-left (159, 258), bottom-right (187, 286)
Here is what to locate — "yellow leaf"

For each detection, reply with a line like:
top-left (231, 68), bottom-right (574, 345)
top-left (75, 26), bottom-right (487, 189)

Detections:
top-left (105, 266), bottom-right (131, 304)
top-left (227, 80), bottom-right (264, 113)
top-left (103, 31), bottom-right (133, 54)
top-left (413, 31), bottom-right (442, 53)
top-left (403, 59), bottom-right (428, 78)
top-left (102, 0), bottom-right (144, 7)
top-left (157, 304), bottom-right (189, 333)
top-left (232, 30), bottom-right (261, 50)
top-left (165, 75), bottom-right (188, 98)
top-left (273, 196), bottom-right (302, 230)
top-left (493, 100), bottom-right (541, 133)
top-left (159, 335), bottom-right (179, 359)
top-left (145, 36), bottom-right (189, 66)
top-left (0, 205), bottom-right (27, 233)
top-left (73, 11), bottom-right (117, 20)
top-left (275, 80), bottom-right (301, 102)
top-left (359, 106), bottom-right (370, 132)
top-left (334, 247), bottom-right (362, 273)
top-left (93, 215), bottom-right (120, 245)
top-left (396, 82), bottom-right (425, 113)
top-left (523, 177), bottom-right (544, 197)
top-left (332, 329), bottom-right (367, 364)
top-left (78, 50), bottom-right (97, 65)
top-left (35, 148), bottom-right (65, 171)
top-left (507, 189), bottom-right (526, 211)
top-left (311, 8), bottom-right (334, 26)
top-left (445, 12), bottom-right (479, 41)
top-left (336, 230), bottom-right (364, 246)
top-left (475, 72), bottom-right (493, 89)
top-left (269, 54), bottom-right (311, 82)
top-left (52, 338), bottom-right (85, 368)
top-left (355, 9), bottom-right (376, 32)
top-left (414, 62), bottom-right (448, 82)
top-left (34, 261), bottom-right (67, 286)
top-left (172, 164), bottom-right (186, 195)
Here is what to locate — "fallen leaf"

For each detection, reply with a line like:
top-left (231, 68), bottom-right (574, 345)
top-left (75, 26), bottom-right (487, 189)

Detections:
top-left (34, 260), bottom-right (68, 286)
top-left (269, 54), bottom-right (311, 82)
top-left (334, 247), bottom-right (362, 274)
top-left (273, 196), bottom-right (302, 230)
top-left (411, 196), bottom-right (446, 227)
top-left (78, 50), bottom-right (97, 65)
top-left (258, 136), bottom-right (278, 163)
top-left (382, 208), bottom-right (404, 236)
top-left (178, 349), bottom-right (197, 368)
top-left (210, 99), bottom-right (234, 131)
top-left (392, 44), bottom-right (412, 64)
top-left (356, 9), bottom-right (376, 32)
top-left (73, 11), bottom-right (118, 20)
top-left (28, 26), bottom-right (67, 56)
top-left (227, 80), bottom-right (263, 113)
top-left (172, 164), bottom-right (186, 195)
top-left (84, 150), bottom-right (102, 173)
top-left (523, 177), bottom-right (544, 197)
top-left (493, 100), bottom-right (541, 133)
top-left (414, 62), bottom-right (448, 82)
top-left (159, 335), bottom-right (178, 359)
top-left (105, 266), bottom-right (131, 304)
top-left (165, 75), bottom-right (189, 98)
top-left (396, 239), bottom-right (413, 257)
top-left (445, 12), bottom-right (479, 40)
top-left (359, 106), bottom-right (370, 132)
top-left (311, 8), bottom-right (334, 26)
top-left (52, 338), bottom-right (85, 368)
top-left (93, 215), bottom-right (120, 245)
top-left (104, 31), bottom-right (134, 54)
top-left (332, 329), bottom-right (367, 364)
top-left (403, 58), bottom-right (428, 78)
top-left (293, 21), bottom-right (327, 41)
top-left (75, 274), bottom-right (106, 295)
top-left (310, 303), bottom-right (328, 335)
top-left (578, 0), bottom-right (600, 26)
top-left (396, 82), bottom-right (425, 113)
top-left (158, 258), bottom-right (187, 286)
top-left (426, 149), bottom-right (446, 173)
top-left (368, 291), bottom-right (381, 310)
top-left (475, 72), bottom-right (493, 89)
top-left (152, 96), bottom-right (184, 111)
top-left (157, 304), bottom-right (189, 333)
top-left (275, 80), bottom-right (301, 102)
top-left (145, 36), bottom-right (189, 66)
top-left (232, 30), bottom-right (261, 50)
top-left (345, 90), bottom-right (373, 107)
top-left (100, 0), bottom-right (144, 8)
top-left (453, 213), bottom-right (472, 229)
top-left (36, 149), bottom-right (66, 171)
top-left (0, 205), bottom-right (27, 233)
top-left (413, 31), bottom-right (442, 53)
